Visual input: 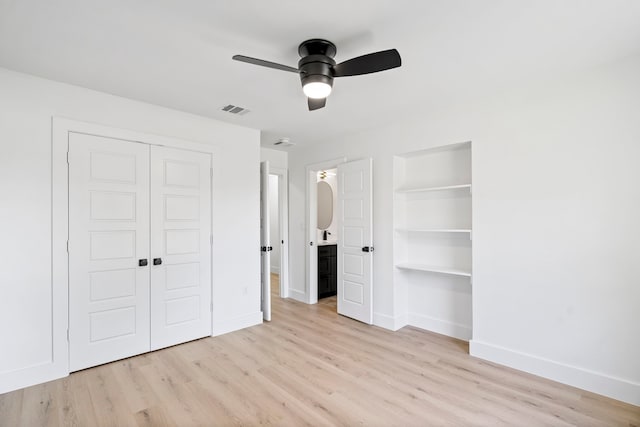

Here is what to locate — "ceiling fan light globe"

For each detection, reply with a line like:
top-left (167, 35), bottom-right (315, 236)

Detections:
top-left (303, 82), bottom-right (332, 99)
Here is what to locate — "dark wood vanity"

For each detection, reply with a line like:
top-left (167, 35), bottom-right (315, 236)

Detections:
top-left (318, 244), bottom-right (337, 299)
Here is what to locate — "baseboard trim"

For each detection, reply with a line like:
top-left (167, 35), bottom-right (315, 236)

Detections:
top-left (0, 361), bottom-right (68, 395)
top-left (470, 340), bottom-right (640, 406)
top-left (288, 288), bottom-right (306, 303)
top-left (212, 311), bottom-right (262, 337)
top-left (374, 312), bottom-right (408, 331)
top-left (408, 312), bottom-right (471, 341)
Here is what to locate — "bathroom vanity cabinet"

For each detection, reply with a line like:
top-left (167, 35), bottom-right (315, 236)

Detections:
top-left (317, 243), bottom-right (337, 299)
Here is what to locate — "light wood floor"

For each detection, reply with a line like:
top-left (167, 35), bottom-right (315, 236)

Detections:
top-left (1, 274), bottom-right (638, 426)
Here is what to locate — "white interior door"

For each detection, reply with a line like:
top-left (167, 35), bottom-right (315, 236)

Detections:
top-left (150, 146), bottom-right (212, 350)
top-left (337, 158), bottom-right (373, 324)
top-left (68, 133), bottom-right (150, 371)
top-left (260, 161), bottom-right (271, 321)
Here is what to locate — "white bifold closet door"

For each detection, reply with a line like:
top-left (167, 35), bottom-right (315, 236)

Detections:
top-left (69, 132), bottom-right (211, 372)
top-left (149, 146), bottom-right (212, 350)
top-left (69, 133), bottom-right (151, 371)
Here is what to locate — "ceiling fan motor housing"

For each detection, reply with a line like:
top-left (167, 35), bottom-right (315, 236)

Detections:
top-left (298, 39), bottom-right (337, 92)
top-left (298, 55), bottom-right (335, 90)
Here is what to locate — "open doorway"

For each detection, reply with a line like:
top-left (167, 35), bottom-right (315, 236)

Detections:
top-left (306, 158), bottom-right (345, 307)
top-left (316, 168), bottom-right (338, 309)
top-left (260, 162), bottom-right (289, 321)
top-left (307, 158), bottom-right (374, 324)
top-left (268, 167), bottom-right (289, 302)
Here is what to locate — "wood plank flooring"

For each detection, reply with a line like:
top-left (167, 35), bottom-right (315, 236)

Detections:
top-left (1, 273), bottom-right (638, 426)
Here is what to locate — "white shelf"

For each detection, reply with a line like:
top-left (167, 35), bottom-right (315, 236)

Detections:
top-left (395, 228), bottom-right (471, 233)
top-left (393, 143), bottom-right (473, 339)
top-left (397, 141), bottom-right (471, 158)
top-left (395, 183), bottom-right (471, 194)
top-left (395, 262), bottom-right (472, 277)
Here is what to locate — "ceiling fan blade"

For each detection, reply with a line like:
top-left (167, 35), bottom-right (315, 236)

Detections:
top-left (232, 55), bottom-right (299, 73)
top-left (333, 49), bottom-right (401, 77)
top-left (308, 97), bottom-right (326, 111)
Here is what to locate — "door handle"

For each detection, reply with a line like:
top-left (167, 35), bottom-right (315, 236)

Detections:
top-left (361, 246), bottom-right (374, 252)
top-left (153, 258), bottom-right (162, 265)
top-left (138, 259), bottom-right (148, 266)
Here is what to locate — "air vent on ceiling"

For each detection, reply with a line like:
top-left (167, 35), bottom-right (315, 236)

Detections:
top-left (221, 104), bottom-right (250, 115)
top-left (274, 137), bottom-right (295, 147)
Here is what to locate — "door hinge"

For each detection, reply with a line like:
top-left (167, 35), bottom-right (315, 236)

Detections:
top-left (66, 329), bottom-right (69, 342)
top-left (66, 151), bottom-right (69, 164)
top-left (66, 240), bottom-right (69, 253)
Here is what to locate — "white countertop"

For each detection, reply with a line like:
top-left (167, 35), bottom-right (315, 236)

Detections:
top-left (317, 240), bottom-right (337, 246)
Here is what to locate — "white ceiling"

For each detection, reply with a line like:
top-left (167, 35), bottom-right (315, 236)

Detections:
top-left (1, 0), bottom-right (640, 149)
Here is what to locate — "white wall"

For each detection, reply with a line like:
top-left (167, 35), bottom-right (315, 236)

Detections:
top-left (260, 147), bottom-right (288, 169)
top-left (269, 174), bottom-right (280, 273)
top-left (0, 67), bottom-right (261, 393)
top-left (287, 54), bottom-right (640, 405)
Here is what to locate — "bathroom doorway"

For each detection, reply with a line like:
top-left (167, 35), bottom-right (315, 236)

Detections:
top-left (306, 158), bottom-right (344, 307)
top-left (306, 157), bottom-right (374, 324)
top-left (316, 168), bottom-right (338, 303)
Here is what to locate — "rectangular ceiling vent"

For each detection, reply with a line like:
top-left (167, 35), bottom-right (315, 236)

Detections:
top-left (221, 104), bottom-right (250, 115)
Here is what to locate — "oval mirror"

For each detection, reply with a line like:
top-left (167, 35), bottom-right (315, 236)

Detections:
top-left (317, 181), bottom-right (333, 230)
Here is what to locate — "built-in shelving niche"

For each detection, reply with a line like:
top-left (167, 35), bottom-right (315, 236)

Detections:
top-left (393, 141), bottom-right (472, 341)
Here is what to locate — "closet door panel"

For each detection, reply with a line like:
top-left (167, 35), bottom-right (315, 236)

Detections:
top-left (150, 146), bottom-right (212, 350)
top-left (68, 133), bottom-right (150, 371)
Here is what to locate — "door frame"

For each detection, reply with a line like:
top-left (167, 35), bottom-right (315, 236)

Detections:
top-left (270, 167), bottom-right (290, 298)
top-left (306, 158), bottom-right (346, 304)
top-left (260, 161), bottom-right (271, 321)
top-left (52, 117), bottom-right (216, 374)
